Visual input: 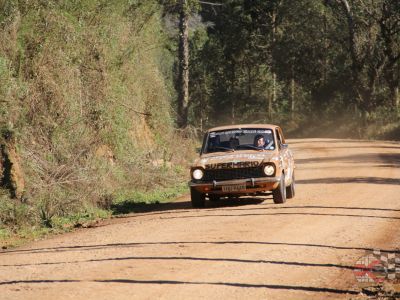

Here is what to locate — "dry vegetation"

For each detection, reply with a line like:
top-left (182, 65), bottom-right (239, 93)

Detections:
top-left (0, 0), bottom-right (196, 235)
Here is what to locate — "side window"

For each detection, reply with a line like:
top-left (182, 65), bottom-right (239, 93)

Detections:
top-left (275, 129), bottom-right (282, 148)
top-left (278, 128), bottom-right (286, 144)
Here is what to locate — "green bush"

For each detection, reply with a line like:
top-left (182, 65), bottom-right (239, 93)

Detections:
top-left (0, 190), bottom-right (34, 228)
top-left (0, 0), bottom-right (195, 236)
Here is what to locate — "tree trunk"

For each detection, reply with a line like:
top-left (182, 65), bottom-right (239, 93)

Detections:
top-left (272, 73), bottom-right (276, 108)
top-left (268, 91), bottom-right (272, 119)
top-left (177, 0), bottom-right (189, 128)
top-left (338, 0), bottom-right (363, 109)
top-left (323, 9), bottom-right (329, 84)
top-left (231, 101), bottom-right (235, 124)
top-left (393, 86), bottom-right (399, 111)
top-left (270, 9), bottom-right (277, 120)
top-left (339, 0), bottom-right (358, 72)
top-left (247, 63), bottom-right (252, 98)
top-left (230, 62), bottom-right (236, 124)
top-left (291, 77), bottom-right (295, 119)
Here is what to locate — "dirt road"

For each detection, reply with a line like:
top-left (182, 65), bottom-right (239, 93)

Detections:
top-left (1, 139), bottom-right (400, 300)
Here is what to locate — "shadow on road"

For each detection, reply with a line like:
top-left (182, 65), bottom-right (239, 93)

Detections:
top-left (296, 153), bottom-right (400, 166)
top-left (0, 279), bottom-right (80, 285)
top-left (160, 212), bottom-right (400, 221)
top-left (2, 239), bottom-right (399, 255)
top-left (111, 197), bottom-right (265, 215)
top-left (0, 278), bottom-right (359, 295)
top-left (0, 254), bottom-right (359, 270)
top-left (115, 203), bottom-right (400, 219)
top-left (300, 145), bottom-right (400, 150)
top-left (94, 279), bottom-right (359, 295)
top-left (297, 177), bottom-right (400, 185)
top-left (2, 199), bottom-right (400, 256)
top-left (289, 139), bottom-right (399, 146)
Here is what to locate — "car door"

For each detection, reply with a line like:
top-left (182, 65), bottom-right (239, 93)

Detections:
top-left (275, 127), bottom-right (293, 184)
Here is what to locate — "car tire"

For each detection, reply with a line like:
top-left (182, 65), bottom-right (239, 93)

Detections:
top-left (286, 171), bottom-right (295, 199)
top-left (191, 187), bottom-right (206, 208)
top-left (209, 195), bottom-right (220, 202)
top-left (273, 173), bottom-right (287, 204)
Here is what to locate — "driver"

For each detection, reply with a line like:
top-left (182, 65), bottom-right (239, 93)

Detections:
top-left (254, 134), bottom-right (265, 148)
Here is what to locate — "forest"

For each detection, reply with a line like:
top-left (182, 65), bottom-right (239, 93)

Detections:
top-left (181, 0), bottom-right (400, 138)
top-left (0, 0), bottom-right (399, 237)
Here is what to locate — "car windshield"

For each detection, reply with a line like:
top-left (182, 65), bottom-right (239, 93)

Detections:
top-left (202, 128), bottom-right (276, 154)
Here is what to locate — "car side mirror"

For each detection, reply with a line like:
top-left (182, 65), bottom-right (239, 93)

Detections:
top-left (281, 143), bottom-right (289, 149)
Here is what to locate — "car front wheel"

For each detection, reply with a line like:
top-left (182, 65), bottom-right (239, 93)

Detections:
top-left (286, 171), bottom-right (295, 199)
top-left (191, 187), bottom-right (206, 208)
top-left (273, 173), bottom-right (287, 204)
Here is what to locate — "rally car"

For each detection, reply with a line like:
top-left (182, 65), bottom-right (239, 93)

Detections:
top-left (189, 124), bottom-right (295, 207)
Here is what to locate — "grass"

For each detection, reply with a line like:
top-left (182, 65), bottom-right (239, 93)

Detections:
top-left (0, 206), bottom-right (110, 249)
top-left (111, 183), bottom-right (188, 215)
top-left (0, 183), bottom-right (189, 249)
top-left (0, 228), bottom-right (10, 240)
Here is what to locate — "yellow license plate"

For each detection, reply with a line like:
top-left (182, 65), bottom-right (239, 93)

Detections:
top-left (222, 184), bottom-right (246, 192)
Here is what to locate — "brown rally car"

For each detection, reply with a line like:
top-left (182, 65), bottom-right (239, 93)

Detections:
top-left (189, 124), bottom-right (295, 207)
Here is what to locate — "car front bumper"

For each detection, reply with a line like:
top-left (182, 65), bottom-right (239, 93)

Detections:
top-left (189, 176), bottom-right (281, 194)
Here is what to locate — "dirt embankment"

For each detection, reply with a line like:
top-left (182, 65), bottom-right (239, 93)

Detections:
top-left (0, 138), bottom-right (399, 300)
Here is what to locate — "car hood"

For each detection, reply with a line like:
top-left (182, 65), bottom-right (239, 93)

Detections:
top-left (192, 151), bottom-right (280, 169)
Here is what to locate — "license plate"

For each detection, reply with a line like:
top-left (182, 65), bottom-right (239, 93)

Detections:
top-left (222, 184), bottom-right (246, 192)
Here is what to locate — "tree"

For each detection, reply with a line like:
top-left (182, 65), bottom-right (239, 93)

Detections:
top-left (177, 0), bottom-right (190, 128)
top-left (377, 0), bottom-right (400, 111)
top-left (186, 0), bottom-right (400, 132)
top-left (327, 0), bottom-right (400, 113)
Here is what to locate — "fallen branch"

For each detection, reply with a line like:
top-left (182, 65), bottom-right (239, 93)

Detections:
top-left (120, 103), bottom-right (152, 117)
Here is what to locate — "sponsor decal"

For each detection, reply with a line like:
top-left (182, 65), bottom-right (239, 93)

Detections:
top-left (210, 129), bottom-right (272, 137)
top-left (205, 161), bottom-right (261, 169)
top-left (201, 153), bottom-right (267, 164)
top-left (353, 249), bottom-right (400, 284)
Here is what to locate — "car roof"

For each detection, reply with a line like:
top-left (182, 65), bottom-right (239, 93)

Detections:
top-left (206, 124), bottom-right (279, 133)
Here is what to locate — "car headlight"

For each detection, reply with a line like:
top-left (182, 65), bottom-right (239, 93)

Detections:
top-left (192, 168), bottom-right (204, 180)
top-left (263, 164), bottom-right (275, 176)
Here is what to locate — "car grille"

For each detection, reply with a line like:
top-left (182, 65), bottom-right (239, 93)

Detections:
top-left (203, 167), bottom-right (265, 181)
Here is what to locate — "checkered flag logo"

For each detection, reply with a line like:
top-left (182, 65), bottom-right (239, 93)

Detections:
top-left (354, 249), bottom-right (400, 283)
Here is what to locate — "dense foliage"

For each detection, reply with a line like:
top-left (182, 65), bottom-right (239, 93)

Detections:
top-left (0, 0), bottom-right (194, 231)
top-left (186, 0), bottom-right (400, 137)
